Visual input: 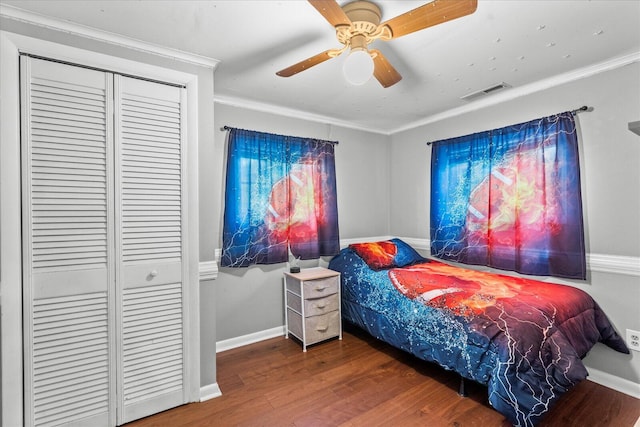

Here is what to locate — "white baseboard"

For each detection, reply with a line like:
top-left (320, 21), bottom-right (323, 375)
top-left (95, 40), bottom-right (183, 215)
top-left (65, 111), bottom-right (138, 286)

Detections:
top-left (199, 382), bottom-right (222, 401)
top-left (216, 326), bottom-right (285, 353)
top-left (587, 367), bottom-right (640, 399)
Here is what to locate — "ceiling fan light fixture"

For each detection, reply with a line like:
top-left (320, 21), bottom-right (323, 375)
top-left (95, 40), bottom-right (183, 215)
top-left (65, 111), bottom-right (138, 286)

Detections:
top-left (343, 49), bottom-right (374, 85)
top-left (343, 34), bottom-right (373, 85)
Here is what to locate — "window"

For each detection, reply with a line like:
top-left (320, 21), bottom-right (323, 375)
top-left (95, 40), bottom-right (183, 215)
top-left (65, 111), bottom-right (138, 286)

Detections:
top-left (430, 112), bottom-right (586, 279)
top-left (221, 128), bottom-right (340, 267)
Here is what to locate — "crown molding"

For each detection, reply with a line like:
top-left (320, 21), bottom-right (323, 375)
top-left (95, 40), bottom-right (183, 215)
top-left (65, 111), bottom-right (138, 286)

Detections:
top-left (0, 4), bottom-right (220, 69)
top-left (214, 94), bottom-right (390, 135)
top-left (390, 51), bottom-right (640, 134)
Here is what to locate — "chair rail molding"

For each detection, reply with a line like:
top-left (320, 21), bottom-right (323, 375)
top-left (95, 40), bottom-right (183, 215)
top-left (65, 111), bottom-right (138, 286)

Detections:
top-left (396, 237), bottom-right (640, 278)
top-left (207, 237), bottom-right (639, 278)
top-left (199, 249), bottom-right (221, 281)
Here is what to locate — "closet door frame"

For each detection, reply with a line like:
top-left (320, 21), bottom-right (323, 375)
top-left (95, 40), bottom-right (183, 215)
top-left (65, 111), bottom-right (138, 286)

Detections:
top-left (0, 31), bottom-right (202, 426)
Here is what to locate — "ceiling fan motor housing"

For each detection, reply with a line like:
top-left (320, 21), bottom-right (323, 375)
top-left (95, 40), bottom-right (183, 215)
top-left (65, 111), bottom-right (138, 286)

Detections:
top-left (343, 1), bottom-right (381, 26)
top-left (337, 1), bottom-right (387, 47)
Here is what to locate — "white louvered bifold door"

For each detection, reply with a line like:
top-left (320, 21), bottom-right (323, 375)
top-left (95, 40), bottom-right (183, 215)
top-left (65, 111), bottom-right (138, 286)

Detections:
top-left (21, 57), bottom-right (115, 427)
top-left (115, 76), bottom-right (186, 424)
top-left (22, 57), bottom-right (189, 427)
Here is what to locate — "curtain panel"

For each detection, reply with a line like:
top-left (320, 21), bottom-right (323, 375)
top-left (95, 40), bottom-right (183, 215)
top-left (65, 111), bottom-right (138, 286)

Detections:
top-left (221, 128), bottom-right (340, 267)
top-left (430, 112), bottom-right (586, 279)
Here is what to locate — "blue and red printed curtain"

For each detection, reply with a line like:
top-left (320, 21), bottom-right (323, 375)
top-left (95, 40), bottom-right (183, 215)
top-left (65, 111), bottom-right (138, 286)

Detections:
top-left (430, 112), bottom-right (586, 279)
top-left (221, 128), bottom-right (340, 267)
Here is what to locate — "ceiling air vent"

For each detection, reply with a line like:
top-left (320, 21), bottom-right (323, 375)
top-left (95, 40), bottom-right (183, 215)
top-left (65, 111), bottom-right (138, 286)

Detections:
top-left (460, 82), bottom-right (512, 101)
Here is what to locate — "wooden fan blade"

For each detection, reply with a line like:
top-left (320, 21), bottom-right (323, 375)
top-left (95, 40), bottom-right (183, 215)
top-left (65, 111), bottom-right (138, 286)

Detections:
top-left (380, 0), bottom-right (478, 39)
top-left (371, 49), bottom-right (402, 88)
top-left (308, 0), bottom-right (352, 27)
top-left (276, 49), bottom-right (341, 77)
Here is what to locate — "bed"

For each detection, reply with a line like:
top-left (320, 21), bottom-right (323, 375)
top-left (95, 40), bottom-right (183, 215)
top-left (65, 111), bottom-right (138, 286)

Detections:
top-left (328, 238), bottom-right (629, 427)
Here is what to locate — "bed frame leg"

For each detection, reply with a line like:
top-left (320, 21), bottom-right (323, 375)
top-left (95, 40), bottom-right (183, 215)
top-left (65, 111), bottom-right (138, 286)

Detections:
top-left (458, 376), bottom-right (467, 397)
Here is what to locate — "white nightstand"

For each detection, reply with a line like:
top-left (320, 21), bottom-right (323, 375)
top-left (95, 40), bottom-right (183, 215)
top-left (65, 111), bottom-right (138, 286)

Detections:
top-left (283, 267), bottom-right (342, 351)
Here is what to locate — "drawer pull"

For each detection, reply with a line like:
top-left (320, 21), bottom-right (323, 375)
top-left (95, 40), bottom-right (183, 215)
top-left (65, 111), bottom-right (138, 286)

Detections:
top-left (314, 303), bottom-right (326, 309)
top-left (316, 325), bottom-right (328, 332)
top-left (150, 270), bottom-right (158, 277)
top-left (314, 286), bottom-right (327, 292)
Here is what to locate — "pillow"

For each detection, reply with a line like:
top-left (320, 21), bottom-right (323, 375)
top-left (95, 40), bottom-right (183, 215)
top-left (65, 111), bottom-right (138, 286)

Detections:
top-left (349, 238), bottom-right (428, 270)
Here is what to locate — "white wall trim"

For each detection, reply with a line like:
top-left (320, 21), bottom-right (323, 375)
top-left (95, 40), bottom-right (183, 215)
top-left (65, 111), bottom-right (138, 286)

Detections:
top-left (199, 249), bottom-right (221, 281)
top-left (216, 326), bottom-right (285, 353)
top-left (587, 368), bottom-right (640, 399)
top-left (395, 237), bottom-right (640, 277)
top-left (0, 4), bottom-right (220, 69)
top-left (214, 94), bottom-right (389, 135)
top-left (0, 30), bottom-right (25, 427)
top-left (199, 383), bottom-right (222, 402)
top-left (588, 253), bottom-right (640, 277)
top-left (199, 261), bottom-right (219, 281)
top-left (390, 51), bottom-right (640, 134)
top-left (212, 236), bottom-right (640, 278)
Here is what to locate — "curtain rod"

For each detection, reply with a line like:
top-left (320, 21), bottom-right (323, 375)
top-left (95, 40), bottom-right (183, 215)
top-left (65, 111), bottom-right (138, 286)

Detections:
top-left (425, 106), bottom-right (591, 145)
top-left (221, 125), bottom-right (339, 145)
top-left (570, 105), bottom-right (590, 115)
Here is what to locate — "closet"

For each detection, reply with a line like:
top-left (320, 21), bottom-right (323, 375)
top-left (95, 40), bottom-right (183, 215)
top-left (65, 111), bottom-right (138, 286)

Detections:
top-left (21, 55), bottom-right (190, 426)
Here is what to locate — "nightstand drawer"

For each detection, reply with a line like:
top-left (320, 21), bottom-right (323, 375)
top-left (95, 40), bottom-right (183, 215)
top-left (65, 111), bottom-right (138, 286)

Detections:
top-left (286, 291), bottom-right (302, 313)
top-left (304, 294), bottom-right (339, 316)
top-left (302, 276), bottom-right (338, 299)
top-left (304, 311), bottom-right (340, 344)
top-left (287, 308), bottom-right (304, 341)
top-left (286, 309), bottom-right (340, 346)
top-left (286, 292), bottom-right (339, 317)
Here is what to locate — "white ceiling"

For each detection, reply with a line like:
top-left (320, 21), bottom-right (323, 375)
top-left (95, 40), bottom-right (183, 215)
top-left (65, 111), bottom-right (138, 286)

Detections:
top-left (2, 0), bottom-right (640, 133)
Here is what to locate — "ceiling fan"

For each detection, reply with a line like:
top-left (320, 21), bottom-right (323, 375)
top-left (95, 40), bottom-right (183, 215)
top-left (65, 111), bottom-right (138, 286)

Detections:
top-left (276, 0), bottom-right (478, 88)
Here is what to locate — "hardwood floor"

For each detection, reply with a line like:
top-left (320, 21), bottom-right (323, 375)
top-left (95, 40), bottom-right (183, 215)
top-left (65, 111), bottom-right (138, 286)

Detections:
top-left (126, 325), bottom-right (640, 427)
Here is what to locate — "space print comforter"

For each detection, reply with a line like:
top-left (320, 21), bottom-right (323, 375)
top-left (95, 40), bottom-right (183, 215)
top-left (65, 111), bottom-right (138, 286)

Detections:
top-left (328, 247), bottom-right (628, 427)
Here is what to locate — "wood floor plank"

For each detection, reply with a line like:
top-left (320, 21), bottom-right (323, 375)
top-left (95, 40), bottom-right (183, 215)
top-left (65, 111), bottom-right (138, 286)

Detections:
top-left (125, 325), bottom-right (640, 427)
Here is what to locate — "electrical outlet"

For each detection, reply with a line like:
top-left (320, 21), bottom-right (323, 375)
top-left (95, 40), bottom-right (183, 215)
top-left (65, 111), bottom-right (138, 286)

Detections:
top-left (626, 329), bottom-right (640, 352)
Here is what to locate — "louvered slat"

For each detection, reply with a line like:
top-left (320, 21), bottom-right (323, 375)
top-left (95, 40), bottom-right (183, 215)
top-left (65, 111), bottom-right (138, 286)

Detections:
top-left (122, 283), bottom-right (183, 404)
top-left (120, 90), bottom-right (182, 263)
top-left (32, 293), bottom-right (110, 427)
top-left (30, 75), bottom-right (108, 271)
